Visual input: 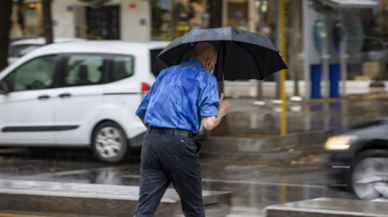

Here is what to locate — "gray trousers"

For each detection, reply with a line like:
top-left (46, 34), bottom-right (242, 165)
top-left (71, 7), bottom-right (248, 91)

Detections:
top-left (134, 132), bottom-right (205, 217)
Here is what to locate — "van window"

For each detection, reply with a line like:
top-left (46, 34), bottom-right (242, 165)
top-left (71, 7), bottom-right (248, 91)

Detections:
top-left (4, 55), bottom-right (57, 92)
top-left (109, 55), bottom-right (134, 82)
top-left (61, 55), bottom-right (105, 87)
top-left (8, 44), bottom-right (42, 58)
top-left (150, 49), bottom-right (167, 77)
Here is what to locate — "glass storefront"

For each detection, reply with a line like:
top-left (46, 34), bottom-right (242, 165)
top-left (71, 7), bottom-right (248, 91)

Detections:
top-left (226, 0), bottom-right (249, 30)
top-left (151, 0), bottom-right (210, 41)
top-left (10, 1), bottom-right (43, 38)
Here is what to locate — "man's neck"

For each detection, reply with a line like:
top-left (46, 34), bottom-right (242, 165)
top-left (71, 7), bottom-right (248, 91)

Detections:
top-left (191, 57), bottom-right (205, 68)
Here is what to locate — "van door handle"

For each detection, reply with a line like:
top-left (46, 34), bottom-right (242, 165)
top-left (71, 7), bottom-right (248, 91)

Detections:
top-left (59, 93), bottom-right (72, 98)
top-left (37, 95), bottom-right (50, 100)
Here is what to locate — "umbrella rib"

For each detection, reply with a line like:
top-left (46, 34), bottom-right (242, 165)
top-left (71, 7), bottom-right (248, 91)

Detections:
top-left (176, 44), bottom-right (196, 65)
top-left (234, 42), bottom-right (263, 80)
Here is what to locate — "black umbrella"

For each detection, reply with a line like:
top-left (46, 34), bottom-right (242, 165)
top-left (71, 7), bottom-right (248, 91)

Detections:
top-left (156, 26), bottom-right (287, 81)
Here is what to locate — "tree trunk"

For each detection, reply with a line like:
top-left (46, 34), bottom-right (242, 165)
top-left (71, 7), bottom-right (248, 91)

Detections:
top-left (208, 0), bottom-right (223, 28)
top-left (0, 0), bottom-right (13, 72)
top-left (42, 0), bottom-right (54, 44)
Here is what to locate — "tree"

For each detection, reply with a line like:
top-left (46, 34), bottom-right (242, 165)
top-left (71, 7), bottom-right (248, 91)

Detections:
top-left (0, 0), bottom-right (13, 71)
top-left (42, 0), bottom-right (54, 44)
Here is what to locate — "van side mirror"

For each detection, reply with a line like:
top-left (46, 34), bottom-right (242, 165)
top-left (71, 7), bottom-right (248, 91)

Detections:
top-left (0, 81), bottom-right (10, 95)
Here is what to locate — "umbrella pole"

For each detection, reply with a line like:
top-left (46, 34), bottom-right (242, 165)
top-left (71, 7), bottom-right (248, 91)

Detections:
top-left (216, 42), bottom-right (225, 99)
top-left (223, 42), bottom-right (226, 94)
top-left (213, 42), bottom-right (229, 136)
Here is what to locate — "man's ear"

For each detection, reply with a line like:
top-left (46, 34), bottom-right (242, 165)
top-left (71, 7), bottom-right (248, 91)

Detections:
top-left (205, 59), bottom-right (211, 68)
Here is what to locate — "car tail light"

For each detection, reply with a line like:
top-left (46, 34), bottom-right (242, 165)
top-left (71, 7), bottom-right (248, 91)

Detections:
top-left (141, 83), bottom-right (151, 99)
top-left (141, 83), bottom-right (151, 94)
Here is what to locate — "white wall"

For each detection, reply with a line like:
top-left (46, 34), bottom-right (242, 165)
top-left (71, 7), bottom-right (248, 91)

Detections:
top-left (120, 0), bottom-right (150, 41)
top-left (52, 0), bottom-right (75, 38)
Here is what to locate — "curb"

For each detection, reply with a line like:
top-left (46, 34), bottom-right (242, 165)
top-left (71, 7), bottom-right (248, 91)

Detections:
top-left (0, 179), bottom-right (231, 217)
top-left (265, 197), bottom-right (388, 217)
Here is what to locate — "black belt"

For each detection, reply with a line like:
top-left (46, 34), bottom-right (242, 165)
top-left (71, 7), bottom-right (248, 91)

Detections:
top-left (148, 127), bottom-right (194, 139)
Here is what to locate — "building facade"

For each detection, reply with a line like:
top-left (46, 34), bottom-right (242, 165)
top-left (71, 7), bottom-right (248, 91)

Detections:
top-left (11, 0), bottom-right (151, 41)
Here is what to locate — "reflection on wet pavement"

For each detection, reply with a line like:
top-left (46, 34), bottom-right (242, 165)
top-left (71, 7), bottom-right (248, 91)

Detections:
top-left (0, 146), bottom-right (354, 211)
top-left (2, 97), bottom-right (384, 215)
top-left (218, 97), bottom-right (388, 138)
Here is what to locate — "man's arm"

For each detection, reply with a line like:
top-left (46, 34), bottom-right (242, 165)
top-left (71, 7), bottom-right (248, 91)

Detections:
top-left (202, 93), bottom-right (230, 131)
top-left (136, 78), bottom-right (160, 124)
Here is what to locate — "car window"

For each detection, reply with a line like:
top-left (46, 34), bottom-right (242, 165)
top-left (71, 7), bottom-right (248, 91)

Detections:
top-left (8, 44), bottom-right (42, 57)
top-left (4, 55), bottom-right (56, 92)
top-left (109, 55), bottom-right (134, 82)
top-left (61, 55), bottom-right (105, 87)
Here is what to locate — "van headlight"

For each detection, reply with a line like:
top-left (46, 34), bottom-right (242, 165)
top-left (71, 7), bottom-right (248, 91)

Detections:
top-left (325, 135), bottom-right (358, 151)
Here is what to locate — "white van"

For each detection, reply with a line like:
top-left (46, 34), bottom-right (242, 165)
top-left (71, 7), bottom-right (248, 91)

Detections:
top-left (8, 38), bottom-right (87, 65)
top-left (0, 41), bottom-right (170, 163)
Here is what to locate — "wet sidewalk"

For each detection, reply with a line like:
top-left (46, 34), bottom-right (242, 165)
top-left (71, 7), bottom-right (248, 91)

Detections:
top-left (2, 93), bottom-right (387, 217)
top-left (214, 92), bottom-right (388, 138)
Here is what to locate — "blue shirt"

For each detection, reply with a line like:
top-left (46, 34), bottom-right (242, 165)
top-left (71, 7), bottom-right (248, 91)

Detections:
top-left (136, 59), bottom-right (219, 135)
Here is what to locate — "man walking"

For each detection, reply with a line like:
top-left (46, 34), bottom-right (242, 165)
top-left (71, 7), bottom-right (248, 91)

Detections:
top-left (134, 42), bottom-right (230, 217)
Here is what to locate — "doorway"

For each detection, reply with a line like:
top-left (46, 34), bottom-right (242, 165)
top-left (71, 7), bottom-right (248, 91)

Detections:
top-left (86, 6), bottom-right (120, 39)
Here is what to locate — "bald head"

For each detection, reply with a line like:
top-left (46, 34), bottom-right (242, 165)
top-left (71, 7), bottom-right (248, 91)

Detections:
top-left (191, 42), bottom-right (217, 72)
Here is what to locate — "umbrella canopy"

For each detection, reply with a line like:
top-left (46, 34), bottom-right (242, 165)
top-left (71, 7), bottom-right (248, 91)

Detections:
top-left (157, 26), bottom-right (287, 81)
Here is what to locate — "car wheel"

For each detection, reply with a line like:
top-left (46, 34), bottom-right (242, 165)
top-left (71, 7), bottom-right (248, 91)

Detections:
top-left (92, 122), bottom-right (129, 163)
top-left (350, 150), bottom-right (388, 200)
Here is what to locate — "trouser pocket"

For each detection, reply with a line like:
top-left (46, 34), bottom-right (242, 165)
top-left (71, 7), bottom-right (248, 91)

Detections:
top-left (194, 141), bottom-right (202, 157)
top-left (186, 140), bottom-right (202, 157)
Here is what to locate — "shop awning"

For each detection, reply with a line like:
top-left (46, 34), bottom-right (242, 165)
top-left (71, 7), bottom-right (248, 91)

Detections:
top-left (320, 0), bottom-right (378, 9)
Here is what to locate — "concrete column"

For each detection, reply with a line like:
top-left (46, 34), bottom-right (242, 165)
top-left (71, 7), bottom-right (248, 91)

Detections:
top-left (222, 0), bottom-right (228, 27)
top-left (322, 16), bottom-right (330, 98)
top-left (249, 0), bottom-right (255, 32)
top-left (290, 0), bottom-right (300, 97)
top-left (340, 12), bottom-right (348, 97)
top-left (52, 0), bottom-right (75, 38)
top-left (302, 0), bottom-right (311, 99)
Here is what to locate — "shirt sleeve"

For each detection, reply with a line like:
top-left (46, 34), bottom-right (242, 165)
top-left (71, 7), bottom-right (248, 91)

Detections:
top-left (136, 79), bottom-right (159, 120)
top-left (135, 91), bottom-right (151, 120)
top-left (199, 75), bottom-right (220, 119)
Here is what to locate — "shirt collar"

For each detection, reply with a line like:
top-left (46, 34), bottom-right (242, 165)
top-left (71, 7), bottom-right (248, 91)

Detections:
top-left (189, 58), bottom-right (204, 68)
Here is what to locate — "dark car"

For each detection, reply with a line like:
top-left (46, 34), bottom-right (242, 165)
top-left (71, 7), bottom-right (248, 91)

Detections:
top-left (326, 119), bottom-right (388, 200)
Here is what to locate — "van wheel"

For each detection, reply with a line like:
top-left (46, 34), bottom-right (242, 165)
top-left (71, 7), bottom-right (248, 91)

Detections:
top-left (349, 150), bottom-right (388, 200)
top-left (92, 122), bottom-right (129, 163)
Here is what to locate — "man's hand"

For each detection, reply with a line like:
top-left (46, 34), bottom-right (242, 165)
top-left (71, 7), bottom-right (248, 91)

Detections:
top-left (218, 93), bottom-right (231, 117)
top-left (202, 93), bottom-right (231, 131)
